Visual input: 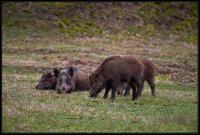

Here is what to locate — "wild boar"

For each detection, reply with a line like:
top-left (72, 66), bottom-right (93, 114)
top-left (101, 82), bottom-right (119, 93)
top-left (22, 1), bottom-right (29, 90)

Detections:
top-left (122, 59), bottom-right (157, 97)
top-left (56, 65), bottom-right (90, 94)
top-left (35, 68), bottom-right (60, 90)
top-left (89, 55), bottom-right (144, 100)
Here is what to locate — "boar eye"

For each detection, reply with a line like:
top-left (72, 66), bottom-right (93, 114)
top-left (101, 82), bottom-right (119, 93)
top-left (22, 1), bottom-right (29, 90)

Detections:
top-left (41, 80), bottom-right (46, 83)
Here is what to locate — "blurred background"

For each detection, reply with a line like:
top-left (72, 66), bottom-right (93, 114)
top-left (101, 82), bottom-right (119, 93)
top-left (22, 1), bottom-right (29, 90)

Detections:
top-left (2, 2), bottom-right (198, 43)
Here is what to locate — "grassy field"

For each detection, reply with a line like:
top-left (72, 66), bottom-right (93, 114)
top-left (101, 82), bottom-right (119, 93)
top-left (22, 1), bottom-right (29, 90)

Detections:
top-left (2, 2), bottom-right (198, 133)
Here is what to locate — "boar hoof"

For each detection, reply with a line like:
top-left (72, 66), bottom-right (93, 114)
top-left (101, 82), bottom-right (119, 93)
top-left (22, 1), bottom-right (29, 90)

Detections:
top-left (132, 98), bottom-right (138, 101)
top-left (111, 99), bottom-right (115, 102)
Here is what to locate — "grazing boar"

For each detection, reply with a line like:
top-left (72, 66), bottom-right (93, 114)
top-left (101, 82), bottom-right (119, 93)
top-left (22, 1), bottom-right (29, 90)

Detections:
top-left (56, 65), bottom-right (90, 94)
top-left (35, 68), bottom-right (60, 90)
top-left (123, 59), bottom-right (157, 97)
top-left (89, 55), bottom-right (144, 100)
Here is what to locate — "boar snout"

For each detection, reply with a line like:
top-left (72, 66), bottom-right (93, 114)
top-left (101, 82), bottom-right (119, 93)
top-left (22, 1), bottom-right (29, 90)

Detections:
top-left (57, 87), bottom-right (73, 94)
top-left (35, 83), bottom-right (49, 90)
top-left (90, 90), bottom-right (97, 98)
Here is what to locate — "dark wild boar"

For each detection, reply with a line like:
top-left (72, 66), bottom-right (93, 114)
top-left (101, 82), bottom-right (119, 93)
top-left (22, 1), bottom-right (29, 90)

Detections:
top-left (35, 68), bottom-right (60, 90)
top-left (121, 59), bottom-right (157, 97)
top-left (89, 55), bottom-right (144, 100)
top-left (56, 65), bottom-right (90, 94)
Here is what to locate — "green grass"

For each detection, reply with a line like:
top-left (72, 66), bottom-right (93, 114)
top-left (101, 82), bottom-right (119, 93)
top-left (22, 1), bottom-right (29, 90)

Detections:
top-left (2, 60), bottom-right (198, 133)
top-left (3, 68), bottom-right (197, 132)
top-left (2, 35), bottom-right (197, 132)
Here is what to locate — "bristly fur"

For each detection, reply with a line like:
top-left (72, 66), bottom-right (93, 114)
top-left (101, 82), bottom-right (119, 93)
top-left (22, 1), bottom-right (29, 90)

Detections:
top-left (89, 55), bottom-right (145, 100)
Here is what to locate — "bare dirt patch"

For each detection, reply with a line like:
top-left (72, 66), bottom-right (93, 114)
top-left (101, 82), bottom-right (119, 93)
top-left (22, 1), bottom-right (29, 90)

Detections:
top-left (3, 47), bottom-right (59, 54)
top-left (157, 61), bottom-right (197, 83)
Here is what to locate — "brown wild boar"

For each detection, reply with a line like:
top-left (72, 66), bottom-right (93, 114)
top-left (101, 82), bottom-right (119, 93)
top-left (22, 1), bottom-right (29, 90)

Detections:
top-left (35, 68), bottom-right (60, 90)
top-left (56, 65), bottom-right (90, 94)
top-left (121, 59), bottom-right (157, 97)
top-left (89, 55), bottom-right (144, 100)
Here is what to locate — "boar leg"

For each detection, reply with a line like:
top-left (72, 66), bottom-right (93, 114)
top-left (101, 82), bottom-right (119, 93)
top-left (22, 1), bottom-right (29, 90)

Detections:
top-left (110, 80), bottom-right (121, 100)
top-left (130, 82), bottom-right (137, 100)
top-left (137, 80), bottom-right (145, 97)
top-left (131, 79), bottom-right (142, 100)
top-left (103, 84), bottom-right (111, 99)
top-left (146, 78), bottom-right (155, 96)
top-left (124, 84), bottom-right (131, 96)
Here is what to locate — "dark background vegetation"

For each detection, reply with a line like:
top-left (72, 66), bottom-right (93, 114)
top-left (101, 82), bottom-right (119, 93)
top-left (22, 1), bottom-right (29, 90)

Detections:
top-left (3, 2), bottom-right (198, 44)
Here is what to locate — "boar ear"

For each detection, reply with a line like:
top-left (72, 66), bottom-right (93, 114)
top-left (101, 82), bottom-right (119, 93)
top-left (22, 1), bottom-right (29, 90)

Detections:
top-left (67, 66), bottom-right (78, 77)
top-left (53, 68), bottom-right (60, 77)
